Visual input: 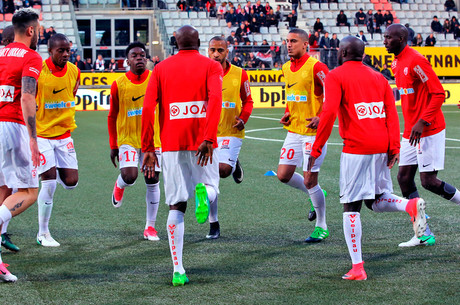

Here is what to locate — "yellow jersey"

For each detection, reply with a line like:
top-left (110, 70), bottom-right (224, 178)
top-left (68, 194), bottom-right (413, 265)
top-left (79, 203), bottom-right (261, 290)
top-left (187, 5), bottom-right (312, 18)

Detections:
top-left (36, 59), bottom-right (79, 138)
top-left (282, 56), bottom-right (324, 136)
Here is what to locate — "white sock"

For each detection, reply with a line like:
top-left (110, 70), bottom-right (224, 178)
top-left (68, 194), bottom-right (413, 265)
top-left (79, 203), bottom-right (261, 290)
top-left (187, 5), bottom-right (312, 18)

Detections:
top-left (450, 189), bottom-right (460, 205)
top-left (38, 180), bottom-right (57, 235)
top-left (308, 184), bottom-right (327, 230)
top-left (167, 210), bottom-right (185, 274)
top-left (205, 185), bottom-right (217, 204)
top-left (209, 196), bottom-right (219, 223)
top-left (0, 205), bottom-right (12, 227)
top-left (1, 218), bottom-right (10, 234)
top-left (116, 175), bottom-right (130, 189)
top-left (285, 172), bottom-right (308, 194)
top-left (145, 183), bottom-right (160, 229)
top-left (343, 212), bottom-right (362, 264)
top-left (372, 193), bottom-right (409, 213)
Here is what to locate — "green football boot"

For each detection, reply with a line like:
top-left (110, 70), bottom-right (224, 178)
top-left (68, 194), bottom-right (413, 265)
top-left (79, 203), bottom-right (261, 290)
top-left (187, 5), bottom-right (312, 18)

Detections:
top-left (1, 233), bottom-right (20, 252)
top-left (195, 183), bottom-right (209, 224)
top-left (305, 226), bottom-right (329, 243)
top-left (172, 272), bottom-right (189, 286)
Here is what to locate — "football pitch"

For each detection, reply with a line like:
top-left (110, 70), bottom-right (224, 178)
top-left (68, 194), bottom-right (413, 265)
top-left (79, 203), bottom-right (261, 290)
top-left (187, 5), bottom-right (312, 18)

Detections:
top-left (1, 107), bottom-right (459, 304)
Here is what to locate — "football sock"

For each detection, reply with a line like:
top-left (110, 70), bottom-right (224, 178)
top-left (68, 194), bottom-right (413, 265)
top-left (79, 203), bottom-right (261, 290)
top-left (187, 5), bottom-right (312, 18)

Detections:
top-left (1, 218), bottom-right (9, 234)
top-left (0, 205), bottom-right (12, 227)
top-left (343, 212), bottom-right (362, 264)
top-left (308, 184), bottom-right (326, 229)
top-left (116, 175), bottom-right (131, 189)
top-left (205, 185), bottom-right (217, 204)
top-left (38, 180), bottom-right (57, 235)
top-left (436, 181), bottom-right (460, 204)
top-left (145, 183), bottom-right (160, 229)
top-left (167, 210), bottom-right (185, 274)
top-left (209, 195), bottom-right (218, 223)
top-left (286, 172), bottom-right (308, 194)
top-left (371, 193), bottom-right (408, 213)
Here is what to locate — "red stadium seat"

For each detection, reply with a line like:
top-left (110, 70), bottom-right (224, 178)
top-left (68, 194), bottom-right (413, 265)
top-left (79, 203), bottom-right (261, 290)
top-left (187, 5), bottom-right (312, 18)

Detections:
top-left (383, 3), bottom-right (393, 11)
top-left (0, 15), bottom-right (3, 22)
top-left (370, 0), bottom-right (379, 3)
top-left (380, 0), bottom-right (388, 4)
top-left (5, 14), bottom-right (12, 22)
top-left (374, 3), bottom-right (383, 10)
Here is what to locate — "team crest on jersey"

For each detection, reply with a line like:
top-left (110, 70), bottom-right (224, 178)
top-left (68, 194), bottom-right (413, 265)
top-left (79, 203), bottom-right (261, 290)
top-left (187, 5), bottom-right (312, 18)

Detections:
top-left (0, 85), bottom-right (14, 102)
top-left (354, 101), bottom-right (386, 120)
top-left (222, 101), bottom-right (236, 108)
top-left (413, 65), bottom-right (429, 83)
top-left (403, 67), bottom-right (408, 75)
top-left (67, 141), bottom-right (75, 153)
top-left (304, 142), bottom-right (312, 154)
top-left (221, 139), bottom-right (230, 149)
top-left (170, 101), bottom-right (206, 120)
top-left (31, 168), bottom-right (37, 178)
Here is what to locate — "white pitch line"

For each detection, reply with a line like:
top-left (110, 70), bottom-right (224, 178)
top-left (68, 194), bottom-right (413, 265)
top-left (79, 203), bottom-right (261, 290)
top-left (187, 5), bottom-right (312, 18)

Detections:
top-left (245, 127), bottom-right (283, 133)
top-left (251, 115), bottom-right (338, 127)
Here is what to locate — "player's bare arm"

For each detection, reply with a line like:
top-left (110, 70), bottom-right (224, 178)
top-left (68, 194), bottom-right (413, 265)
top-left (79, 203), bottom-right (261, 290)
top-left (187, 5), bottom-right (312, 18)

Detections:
top-left (280, 112), bottom-right (291, 126)
top-left (141, 151), bottom-right (159, 179)
top-left (110, 148), bottom-right (119, 168)
top-left (196, 140), bottom-right (214, 166)
top-left (409, 118), bottom-right (428, 146)
top-left (387, 153), bottom-right (399, 169)
top-left (21, 76), bottom-right (40, 167)
top-left (306, 116), bottom-right (320, 129)
top-left (232, 116), bottom-right (245, 131)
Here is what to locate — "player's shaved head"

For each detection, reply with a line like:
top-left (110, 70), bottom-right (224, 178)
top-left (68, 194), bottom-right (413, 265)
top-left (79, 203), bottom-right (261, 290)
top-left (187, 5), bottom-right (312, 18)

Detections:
top-left (288, 28), bottom-right (308, 42)
top-left (384, 24), bottom-right (408, 55)
top-left (1, 25), bottom-right (15, 46)
top-left (48, 33), bottom-right (69, 49)
top-left (176, 25), bottom-right (200, 50)
top-left (209, 36), bottom-right (227, 48)
top-left (338, 36), bottom-right (365, 65)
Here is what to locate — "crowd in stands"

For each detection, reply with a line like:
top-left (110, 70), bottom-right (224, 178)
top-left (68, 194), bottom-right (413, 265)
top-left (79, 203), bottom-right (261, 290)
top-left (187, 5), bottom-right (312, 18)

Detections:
top-left (73, 54), bottom-right (162, 72)
top-left (0, 0), bottom-right (41, 13)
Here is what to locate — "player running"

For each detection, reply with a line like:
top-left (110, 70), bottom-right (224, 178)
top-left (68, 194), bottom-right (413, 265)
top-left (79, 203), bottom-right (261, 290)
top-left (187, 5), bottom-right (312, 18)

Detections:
top-left (309, 36), bottom-right (426, 280)
top-left (108, 42), bottom-right (162, 241)
top-left (35, 33), bottom-right (80, 247)
top-left (384, 24), bottom-right (460, 247)
top-left (142, 25), bottom-right (222, 286)
top-left (277, 28), bottom-right (329, 243)
top-left (0, 8), bottom-right (42, 282)
top-left (0, 25), bottom-right (20, 253)
top-left (207, 36), bottom-right (254, 239)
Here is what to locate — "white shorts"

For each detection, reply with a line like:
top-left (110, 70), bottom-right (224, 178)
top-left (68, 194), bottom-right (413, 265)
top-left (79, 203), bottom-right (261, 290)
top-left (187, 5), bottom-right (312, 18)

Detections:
top-left (119, 144), bottom-right (162, 172)
top-left (217, 136), bottom-right (243, 169)
top-left (339, 152), bottom-right (393, 203)
top-left (162, 150), bottom-right (219, 205)
top-left (0, 122), bottom-right (38, 188)
top-left (38, 136), bottom-right (78, 175)
top-left (278, 132), bottom-right (327, 172)
top-left (399, 130), bottom-right (445, 172)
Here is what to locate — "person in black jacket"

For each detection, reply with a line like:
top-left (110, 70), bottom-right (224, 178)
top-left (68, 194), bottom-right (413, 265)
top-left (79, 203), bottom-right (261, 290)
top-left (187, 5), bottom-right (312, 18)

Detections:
top-left (431, 16), bottom-right (442, 33)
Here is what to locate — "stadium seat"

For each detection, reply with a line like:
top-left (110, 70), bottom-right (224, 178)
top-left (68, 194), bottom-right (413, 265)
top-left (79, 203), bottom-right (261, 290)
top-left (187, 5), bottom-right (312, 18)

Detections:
top-left (54, 13), bottom-right (63, 20)
top-left (374, 4), bottom-right (383, 11)
top-left (62, 12), bottom-right (71, 20)
top-left (329, 3), bottom-right (338, 10)
top-left (365, 3), bottom-right (373, 10)
top-left (331, 26), bottom-right (340, 34)
top-left (42, 0), bottom-right (50, 3)
top-left (189, 11), bottom-right (197, 19)
top-left (64, 20), bottom-right (73, 28)
top-left (166, 27), bottom-right (174, 35)
top-left (55, 21), bottom-right (64, 28)
top-left (406, 11), bottom-right (415, 19)
top-left (89, 0), bottom-right (98, 4)
top-left (51, 0), bottom-right (59, 4)
top-left (422, 0), bottom-right (430, 3)
top-left (311, 3), bottom-right (320, 10)
top-left (272, 34), bottom-right (281, 42)
top-left (43, 12), bottom-right (53, 20)
top-left (179, 11), bottom-right (188, 19)
top-left (170, 11), bottom-right (179, 18)
top-left (262, 34), bottom-right (272, 41)
top-left (167, 4), bottom-right (176, 9)
top-left (172, 19), bottom-right (181, 27)
top-left (269, 27), bottom-right (277, 34)
top-left (253, 34), bottom-right (263, 42)
top-left (210, 19), bottom-right (219, 27)
top-left (108, 0), bottom-right (118, 3)
top-left (323, 11), bottom-right (332, 19)
top-left (61, 4), bottom-right (70, 11)
top-left (260, 27), bottom-right (268, 34)
top-left (419, 4), bottom-right (427, 11)
top-left (191, 19), bottom-right (200, 26)
top-left (427, 4), bottom-right (436, 11)
top-left (340, 27), bottom-right (349, 34)
top-left (383, 3), bottom-right (392, 11)
top-left (203, 27), bottom-right (212, 34)
top-left (201, 19), bottom-right (210, 26)
top-left (305, 11), bottom-right (314, 19)
top-left (419, 19), bottom-right (428, 26)
top-left (338, 3), bottom-right (347, 10)
top-left (302, 3), bottom-right (311, 10)
top-left (219, 19), bottom-right (227, 26)
top-left (436, 4), bottom-right (444, 11)
top-left (64, 28), bottom-right (74, 36)
top-left (411, 19), bottom-right (419, 26)
top-left (347, 3), bottom-right (356, 10)
top-left (164, 19), bottom-right (172, 27)
top-left (198, 11), bottom-right (206, 19)
top-left (279, 21), bottom-right (288, 28)
top-left (401, 3), bottom-right (409, 10)
top-left (43, 5), bottom-right (51, 12)
top-left (162, 11), bottom-right (170, 19)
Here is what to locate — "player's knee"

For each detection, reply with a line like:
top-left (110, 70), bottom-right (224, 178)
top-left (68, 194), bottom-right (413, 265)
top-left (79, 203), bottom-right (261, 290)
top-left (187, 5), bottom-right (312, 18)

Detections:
top-left (219, 167), bottom-right (232, 178)
top-left (122, 173), bottom-right (138, 185)
top-left (304, 180), bottom-right (316, 190)
top-left (62, 177), bottom-right (79, 189)
top-left (277, 173), bottom-right (291, 184)
top-left (421, 177), bottom-right (436, 191)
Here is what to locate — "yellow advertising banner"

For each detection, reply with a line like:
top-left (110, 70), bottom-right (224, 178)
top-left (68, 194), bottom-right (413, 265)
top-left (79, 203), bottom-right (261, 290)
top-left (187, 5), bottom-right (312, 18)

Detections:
top-left (80, 72), bottom-right (124, 86)
top-left (250, 83), bottom-right (460, 108)
top-left (364, 47), bottom-right (460, 77)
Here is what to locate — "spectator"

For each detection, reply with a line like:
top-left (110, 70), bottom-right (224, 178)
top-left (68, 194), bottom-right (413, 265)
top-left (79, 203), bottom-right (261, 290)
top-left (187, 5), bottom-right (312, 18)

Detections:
top-left (365, 9), bottom-right (373, 24)
top-left (270, 41), bottom-right (280, 64)
top-left (266, 9), bottom-right (277, 27)
top-left (254, 0), bottom-right (263, 14)
top-left (153, 56), bottom-right (161, 65)
top-left (145, 55), bottom-right (154, 70)
top-left (286, 10), bottom-right (297, 29)
top-left (308, 31), bottom-right (319, 49)
top-left (374, 10), bottom-right (384, 27)
top-left (244, 1), bottom-right (251, 14)
top-left (405, 23), bottom-right (415, 45)
top-left (94, 54), bottom-right (105, 71)
top-left (235, 23), bottom-right (249, 43)
top-left (356, 30), bottom-right (368, 45)
top-left (216, 1), bottom-right (227, 19)
top-left (196, 0), bottom-right (205, 11)
top-left (226, 7), bottom-right (238, 26)
top-left (330, 33), bottom-right (340, 50)
top-left (14, 0), bottom-right (23, 10)
top-left (237, 9), bottom-right (250, 24)
top-left (319, 32), bottom-right (331, 64)
top-left (443, 18), bottom-right (451, 34)
top-left (431, 16), bottom-right (443, 33)
top-left (69, 41), bottom-right (78, 63)
top-left (84, 58), bottom-right (93, 71)
top-left (291, 0), bottom-right (299, 13)
top-left (177, 0), bottom-right (187, 10)
top-left (45, 26), bottom-right (56, 41)
top-left (329, 33), bottom-right (339, 68)
top-left (337, 10), bottom-right (350, 27)
top-left (258, 11), bottom-right (267, 27)
top-left (450, 16), bottom-right (459, 33)
top-left (275, 5), bottom-right (282, 23)
top-left (444, 0), bottom-right (457, 11)
top-left (263, 1), bottom-right (272, 15)
top-left (74, 55), bottom-right (85, 71)
top-left (383, 10), bottom-right (393, 27)
top-left (250, 15), bottom-right (261, 33)
top-left (231, 55), bottom-right (243, 67)
top-left (412, 33), bottom-right (423, 46)
top-left (227, 30), bottom-right (237, 44)
top-left (425, 33), bottom-right (436, 46)
top-left (207, 0), bottom-right (217, 15)
top-left (186, 0), bottom-right (197, 12)
top-left (381, 64), bottom-right (392, 80)
top-left (355, 8), bottom-right (366, 25)
top-left (314, 18), bottom-right (324, 33)
top-left (454, 23), bottom-right (460, 39)
top-left (246, 52), bottom-right (259, 68)
top-left (170, 31), bottom-right (177, 55)
top-left (107, 58), bottom-right (118, 72)
top-left (38, 25), bottom-right (47, 45)
top-left (280, 39), bottom-right (288, 63)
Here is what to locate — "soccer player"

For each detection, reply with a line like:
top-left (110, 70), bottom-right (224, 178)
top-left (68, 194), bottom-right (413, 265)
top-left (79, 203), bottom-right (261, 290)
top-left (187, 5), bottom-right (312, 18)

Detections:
top-left (108, 42), bottom-right (162, 241)
top-left (206, 36), bottom-right (254, 239)
top-left (277, 28), bottom-right (329, 243)
top-left (141, 25), bottom-right (222, 286)
top-left (384, 24), bottom-right (460, 247)
top-left (35, 33), bottom-right (80, 247)
top-left (0, 8), bottom-right (43, 282)
top-left (0, 24), bottom-right (20, 253)
top-left (309, 36), bottom-right (426, 280)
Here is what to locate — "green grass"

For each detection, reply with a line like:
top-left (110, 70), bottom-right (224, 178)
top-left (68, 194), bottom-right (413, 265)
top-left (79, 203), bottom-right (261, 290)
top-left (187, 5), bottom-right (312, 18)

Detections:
top-left (1, 106), bottom-right (459, 304)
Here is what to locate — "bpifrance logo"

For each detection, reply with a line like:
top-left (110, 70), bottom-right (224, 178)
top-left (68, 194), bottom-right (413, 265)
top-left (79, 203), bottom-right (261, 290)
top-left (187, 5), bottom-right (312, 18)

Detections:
top-left (354, 101), bottom-right (386, 120)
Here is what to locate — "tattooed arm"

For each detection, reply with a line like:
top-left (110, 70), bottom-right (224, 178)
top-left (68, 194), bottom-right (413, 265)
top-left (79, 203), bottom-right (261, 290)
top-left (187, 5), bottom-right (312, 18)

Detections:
top-left (21, 76), bottom-right (40, 168)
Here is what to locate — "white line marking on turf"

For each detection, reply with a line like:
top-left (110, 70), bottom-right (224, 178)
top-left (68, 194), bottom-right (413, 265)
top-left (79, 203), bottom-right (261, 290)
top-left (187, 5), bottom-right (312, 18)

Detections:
top-left (251, 115), bottom-right (281, 121)
top-left (246, 127), bottom-right (283, 133)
